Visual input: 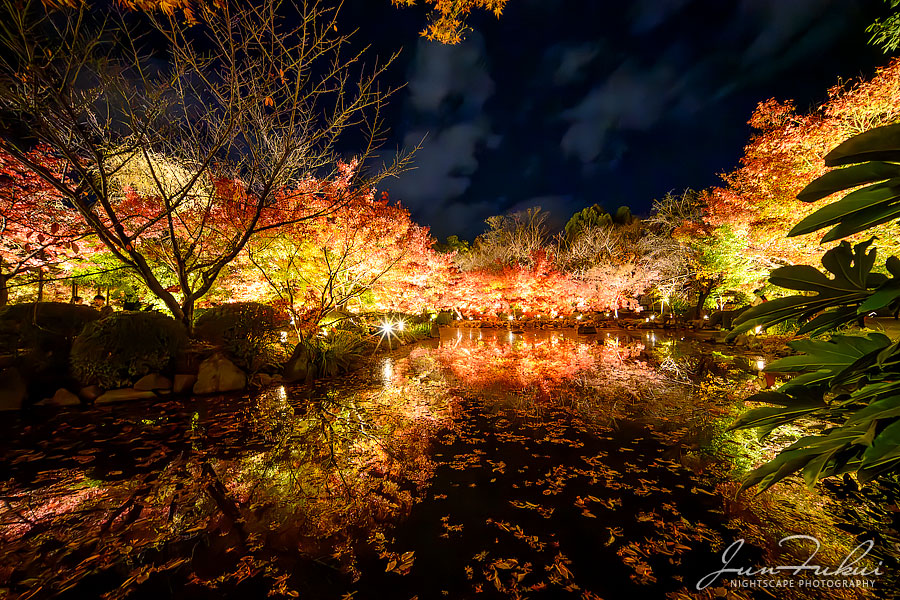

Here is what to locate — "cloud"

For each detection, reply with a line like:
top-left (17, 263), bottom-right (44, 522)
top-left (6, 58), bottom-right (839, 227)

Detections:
top-left (552, 43), bottom-right (602, 85)
top-left (628, 0), bottom-right (690, 34)
top-left (560, 61), bottom-right (683, 163)
top-left (392, 121), bottom-right (492, 217)
top-left (389, 34), bottom-right (497, 232)
top-left (406, 35), bottom-right (494, 117)
top-left (736, 0), bottom-right (839, 65)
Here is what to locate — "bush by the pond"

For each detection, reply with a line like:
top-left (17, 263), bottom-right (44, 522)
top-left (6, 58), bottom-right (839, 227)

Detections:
top-left (0, 302), bottom-right (100, 356)
top-left (434, 311), bottom-right (454, 325)
top-left (193, 302), bottom-right (286, 372)
top-left (71, 312), bottom-right (187, 389)
top-left (314, 330), bottom-right (369, 377)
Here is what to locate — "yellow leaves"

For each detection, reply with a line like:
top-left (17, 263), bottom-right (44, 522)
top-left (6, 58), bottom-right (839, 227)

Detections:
top-left (385, 550), bottom-right (415, 575)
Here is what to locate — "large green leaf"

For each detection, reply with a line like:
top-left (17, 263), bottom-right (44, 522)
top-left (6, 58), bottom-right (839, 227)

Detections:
top-left (861, 419), bottom-right (900, 469)
top-left (735, 123), bottom-right (900, 492)
top-left (821, 201), bottom-right (900, 243)
top-left (846, 389), bottom-right (900, 425)
top-left (730, 240), bottom-right (878, 337)
top-left (789, 178), bottom-right (900, 237)
top-left (823, 123), bottom-right (900, 167)
top-left (766, 334), bottom-right (890, 374)
top-left (741, 424), bottom-right (871, 492)
top-left (796, 162), bottom-right (900, 203)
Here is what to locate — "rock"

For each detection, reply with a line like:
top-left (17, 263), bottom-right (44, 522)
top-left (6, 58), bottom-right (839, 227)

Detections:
top-left (734, 333), bottom-right (753, 347)
top-left (37, 388), bottom-right (80, 407)
top-left (134, 373), bottom-right (173, 391)
top-left (283, 344), bottom-right (317, 383)
top-left (0, 367), bottom-right (27, 411)
top-left (193, 353), bottom-right (247, 394)
top-left (173, 374), bottom-right (197, 394)
top-left (95, 388), bottom-right (157, 404)
top-left (576, 325), bottom-right (597, 335)
top-left (250, 372), bottom-right (274, 388)
top-left (79, 385), bottom-right (102, 401)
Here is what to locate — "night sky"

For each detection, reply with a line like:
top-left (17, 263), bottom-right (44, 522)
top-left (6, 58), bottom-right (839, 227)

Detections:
top-left (341, 0), bottom-right (891, 241)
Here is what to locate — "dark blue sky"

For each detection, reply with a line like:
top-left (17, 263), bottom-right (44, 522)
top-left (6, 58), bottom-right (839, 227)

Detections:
top-left (341, 0), bottom-right (890, 241)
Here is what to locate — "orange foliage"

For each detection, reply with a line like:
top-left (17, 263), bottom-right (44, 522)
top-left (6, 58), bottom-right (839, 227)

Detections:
top-left (392, 0), bottom-right (507, 44)
top-left (707, 59), bottom-right (900, 267)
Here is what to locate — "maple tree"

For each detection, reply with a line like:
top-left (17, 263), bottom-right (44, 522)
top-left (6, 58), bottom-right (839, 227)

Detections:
top-left (0, 0), bottom-right (410, 329)
top-left (0, 148), bottom-right (97, 306)
top-left (233, 188), bottom-right (452, 336)
top-left (391, 0), bottom-right (508, 44)
top-left (706, 59), bottom-right (900, 270)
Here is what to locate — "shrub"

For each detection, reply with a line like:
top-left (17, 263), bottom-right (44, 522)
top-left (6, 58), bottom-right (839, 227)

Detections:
top-left (194, 302), bottom-right (287, 371)
top-left (0, 302), bottom-right (100, 356)
top-left (434, 311), bottom-right (453, 325)
top-left (314, 330), bottom-right (368, 377)
top-left (71, 312), bottom-right (187, 388)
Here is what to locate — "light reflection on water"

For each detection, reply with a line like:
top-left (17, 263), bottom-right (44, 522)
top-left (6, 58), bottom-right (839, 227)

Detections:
top-left (0, 328), bottom-right (897, 599)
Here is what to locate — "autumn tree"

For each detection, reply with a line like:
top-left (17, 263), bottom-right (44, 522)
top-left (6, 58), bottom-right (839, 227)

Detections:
top-left (647, 189), bottom-right (764, 315)
top-left (0, 0), bottom-right (411, 329)
top-left (0, 147), bottom-right (95, 305)
top-left (235, 188), bottom-right (451, 337)
top-left (457, 207), bottom-right (550, 272)
top-left (708, 59), bottom-right (900, 269)
top-left (392, 0), bottom-right (507, 44)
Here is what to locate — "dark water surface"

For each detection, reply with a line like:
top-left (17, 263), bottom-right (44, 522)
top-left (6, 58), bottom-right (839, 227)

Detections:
top-left (2, 328), bottom-right (899, 599)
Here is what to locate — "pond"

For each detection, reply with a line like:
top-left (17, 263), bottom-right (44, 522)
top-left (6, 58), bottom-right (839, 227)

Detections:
top-left (2, 327), bottom-right (899, 599)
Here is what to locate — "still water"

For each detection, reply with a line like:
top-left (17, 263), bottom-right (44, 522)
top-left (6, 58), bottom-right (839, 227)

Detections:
top-left (1, 328), bottom-right (898, 599)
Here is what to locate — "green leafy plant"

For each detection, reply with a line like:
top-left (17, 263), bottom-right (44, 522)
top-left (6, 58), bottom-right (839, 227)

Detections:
top-left (314, 330), bottom-right (368, 377)
top-left (193, 302), bottom-right (287, 372)
top-left (71, 312), bottom-right (187, 389)
top-left (730, 122), bottom-right (900, 491)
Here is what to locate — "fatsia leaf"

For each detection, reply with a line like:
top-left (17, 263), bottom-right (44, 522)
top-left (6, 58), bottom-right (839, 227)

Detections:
top-left (821, 201), bottom-right (900, 243)
top-left (728, 405), bottom-right (824, 433)
top-left (766, 333), bottom-right (890, 375)
top-left (790, 178), bottom-right (900, 237)
top-left (823, 123), bottom-right (900, 167)
top-left (796, 162), bottom-right (900, 203)
top-left (777, 369), bottom-right (834, 393)
top-left (743, 425), bottom-right (871, 492)
top-left (730, 240), bottom-right (878, 338)
top-left (796, 307), bottom-right (859, 336)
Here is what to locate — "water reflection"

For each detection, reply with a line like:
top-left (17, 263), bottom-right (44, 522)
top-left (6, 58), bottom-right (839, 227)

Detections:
top-left (0, 329), bottom-right (897, 599)
top-left (0, 349), bottom-right (453, 599)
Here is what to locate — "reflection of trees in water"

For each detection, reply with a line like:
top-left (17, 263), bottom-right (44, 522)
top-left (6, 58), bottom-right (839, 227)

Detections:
top-left (0, 362), bottom-right (453, 598)
top-left (433, 335), bottom-right (685, 420)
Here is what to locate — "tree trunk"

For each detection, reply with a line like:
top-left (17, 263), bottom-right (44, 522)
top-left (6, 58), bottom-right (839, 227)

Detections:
top-left (181, 299), bottom-right (195, 335)
top-left (695, 290), bottom-right (710, 318)
top-left (0, 272), bottom-right (7, 307)
top-left (37, 269), bottom-right (44, 302)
